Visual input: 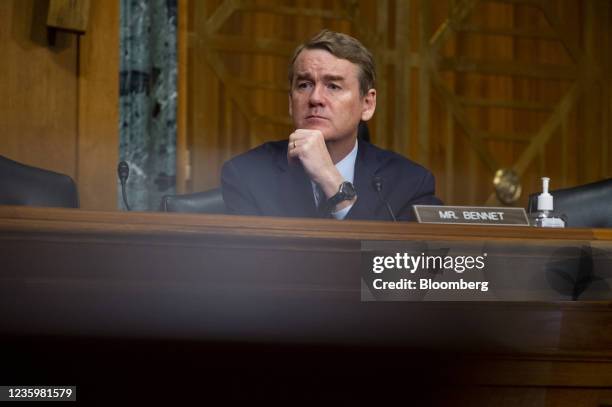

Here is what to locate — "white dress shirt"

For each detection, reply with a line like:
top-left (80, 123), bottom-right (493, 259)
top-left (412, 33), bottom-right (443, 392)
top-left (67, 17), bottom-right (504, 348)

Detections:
top-left (311, 139), bottom-right (358, 220)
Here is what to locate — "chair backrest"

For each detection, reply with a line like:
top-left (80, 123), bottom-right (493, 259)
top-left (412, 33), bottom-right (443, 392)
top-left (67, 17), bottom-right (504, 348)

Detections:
top-left (161, 188), bottom-right (225, 214)
top-left (0, 155), bottom-right (79, 208)
top-left (527, 178), bottom-right (612, 228)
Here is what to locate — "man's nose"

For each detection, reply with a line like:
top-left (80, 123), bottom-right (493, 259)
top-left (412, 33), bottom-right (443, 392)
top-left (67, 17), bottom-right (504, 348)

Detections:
top-left (308, 83), bottom-right (325, 106)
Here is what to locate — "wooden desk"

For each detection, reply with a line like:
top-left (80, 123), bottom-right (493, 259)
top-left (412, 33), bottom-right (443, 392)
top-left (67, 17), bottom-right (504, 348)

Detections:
top-left (1, 206), bottom-right (611, 405)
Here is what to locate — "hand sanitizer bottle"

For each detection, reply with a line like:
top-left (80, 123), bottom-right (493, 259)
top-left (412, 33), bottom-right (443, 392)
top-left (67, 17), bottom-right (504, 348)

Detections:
top-left (531, 177), bottom-right (566, 227)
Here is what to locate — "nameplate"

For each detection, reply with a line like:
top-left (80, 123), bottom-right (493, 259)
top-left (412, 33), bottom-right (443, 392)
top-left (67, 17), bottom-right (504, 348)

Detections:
top-left (413, 205), bottom-right (529, 226)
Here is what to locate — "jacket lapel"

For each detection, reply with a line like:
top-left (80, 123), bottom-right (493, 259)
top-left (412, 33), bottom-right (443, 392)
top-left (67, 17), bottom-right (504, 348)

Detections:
top-left (347, 139), bottom-right (381, 220)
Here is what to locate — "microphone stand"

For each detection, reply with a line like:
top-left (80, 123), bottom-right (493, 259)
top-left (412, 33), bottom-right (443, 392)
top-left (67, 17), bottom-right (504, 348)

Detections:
top-left (117, 161), bottom-right (131, 211)
top-left (372, 177), bottom-right (397, 222)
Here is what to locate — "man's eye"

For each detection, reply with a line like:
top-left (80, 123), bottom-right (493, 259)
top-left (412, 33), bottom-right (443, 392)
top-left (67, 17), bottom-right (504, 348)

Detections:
top-left (328, 83), bottom-right (341, 90)
top-left (297, 82), bottom-right (311, 89)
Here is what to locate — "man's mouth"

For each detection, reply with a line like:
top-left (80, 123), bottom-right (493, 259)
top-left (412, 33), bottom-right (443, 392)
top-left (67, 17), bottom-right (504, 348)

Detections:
top-left (305, 115), bottom-right (327, 120)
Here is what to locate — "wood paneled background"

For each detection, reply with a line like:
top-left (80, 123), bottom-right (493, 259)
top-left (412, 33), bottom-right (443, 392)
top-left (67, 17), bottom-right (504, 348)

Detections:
top-left (0, 0), bottom-right (118, 210)
top-left (0, 0), bottom-right (610, 209)
top-left (0, 0), bottom-right (79, 185)
top-left (184, 0), bottom-right (612, 207)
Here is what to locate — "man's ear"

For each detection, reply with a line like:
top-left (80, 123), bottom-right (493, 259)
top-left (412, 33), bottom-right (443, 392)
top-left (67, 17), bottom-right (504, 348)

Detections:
top-left (288, 92), bottom-right (293, 117)
top-left (361, 89), bottom-right (377, 121)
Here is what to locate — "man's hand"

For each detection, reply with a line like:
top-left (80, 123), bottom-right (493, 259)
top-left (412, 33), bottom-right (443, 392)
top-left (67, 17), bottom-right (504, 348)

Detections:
top-left (287, 129), bottom-right (355, 210)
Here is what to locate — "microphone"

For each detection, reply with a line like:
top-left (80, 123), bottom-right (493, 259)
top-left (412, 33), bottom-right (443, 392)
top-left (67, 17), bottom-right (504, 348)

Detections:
top-left (372, 176), bottom-right (397, 222)
top-left (117, 161), bottom-right (131, 211)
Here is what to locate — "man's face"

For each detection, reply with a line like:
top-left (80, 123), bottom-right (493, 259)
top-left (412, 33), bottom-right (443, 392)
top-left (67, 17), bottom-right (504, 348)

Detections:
top-left (289, 49), bottom-right (376, 143)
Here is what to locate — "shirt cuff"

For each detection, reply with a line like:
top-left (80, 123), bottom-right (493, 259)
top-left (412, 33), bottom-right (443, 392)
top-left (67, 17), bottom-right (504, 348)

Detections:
top-left (331, 202), bottom-right (354, 220)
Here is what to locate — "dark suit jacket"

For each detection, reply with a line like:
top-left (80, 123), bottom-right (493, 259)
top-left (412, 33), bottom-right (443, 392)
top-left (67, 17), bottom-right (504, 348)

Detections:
top-left (221, 139), bottom-right (441, 221)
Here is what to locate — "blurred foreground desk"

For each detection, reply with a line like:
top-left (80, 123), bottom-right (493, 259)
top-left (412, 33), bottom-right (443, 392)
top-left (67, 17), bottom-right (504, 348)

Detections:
top-left (1, 206), bottom-right (612, 405)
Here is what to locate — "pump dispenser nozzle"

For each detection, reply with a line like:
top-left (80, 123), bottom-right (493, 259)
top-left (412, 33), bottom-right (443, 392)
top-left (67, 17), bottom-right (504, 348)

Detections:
top-left (537, 177), bottom-right (553, 211)
top-left (531, 177), bottom-right (565, 227)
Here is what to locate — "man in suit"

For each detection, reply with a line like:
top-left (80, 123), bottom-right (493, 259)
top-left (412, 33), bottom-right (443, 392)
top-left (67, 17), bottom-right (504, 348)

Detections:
top-left (222, 30), bottom-right (441, 221)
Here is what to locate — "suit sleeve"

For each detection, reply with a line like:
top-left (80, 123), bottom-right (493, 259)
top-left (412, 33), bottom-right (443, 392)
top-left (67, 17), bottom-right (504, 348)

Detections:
top-left (396, 171), bottom-right (442, 221)
top-left (221, 160), bottom-right (261, 216)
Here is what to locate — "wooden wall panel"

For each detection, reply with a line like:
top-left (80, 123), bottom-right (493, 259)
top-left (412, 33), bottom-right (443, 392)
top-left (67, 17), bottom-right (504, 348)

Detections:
top-left (0, 0), bottom-right (78, 177)
top-left (183, 0), bottom-right (612, 206)
top-left (47, 0), bottom-right (91, 33)
top-left (0, 0), bottom-right (119, 211)
top-left (177, 0), bottom-right (189, 193)
top-left (77, 0), bottom-right (119, 210)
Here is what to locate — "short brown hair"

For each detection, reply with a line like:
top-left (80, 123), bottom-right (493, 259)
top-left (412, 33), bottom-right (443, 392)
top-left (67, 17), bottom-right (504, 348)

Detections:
top-left (288, 30), bottom-right (376, 97)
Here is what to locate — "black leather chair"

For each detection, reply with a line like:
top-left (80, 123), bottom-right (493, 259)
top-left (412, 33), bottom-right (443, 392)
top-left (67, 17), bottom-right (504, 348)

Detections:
top-left (527, 178), bottom-right (612, 228)
top-left (161, 188), bottom-right (225, 214)
top-left (0, 155), bottom-right (79, 208)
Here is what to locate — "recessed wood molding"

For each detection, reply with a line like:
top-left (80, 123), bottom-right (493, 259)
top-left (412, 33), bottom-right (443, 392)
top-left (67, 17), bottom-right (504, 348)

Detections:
top-left (47, 0), bottom-right (90, 34)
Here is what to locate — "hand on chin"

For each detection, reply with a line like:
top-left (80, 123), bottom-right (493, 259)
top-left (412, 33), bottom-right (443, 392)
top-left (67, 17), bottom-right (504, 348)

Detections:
top-left (299, 123), bottom-right (330, 141)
